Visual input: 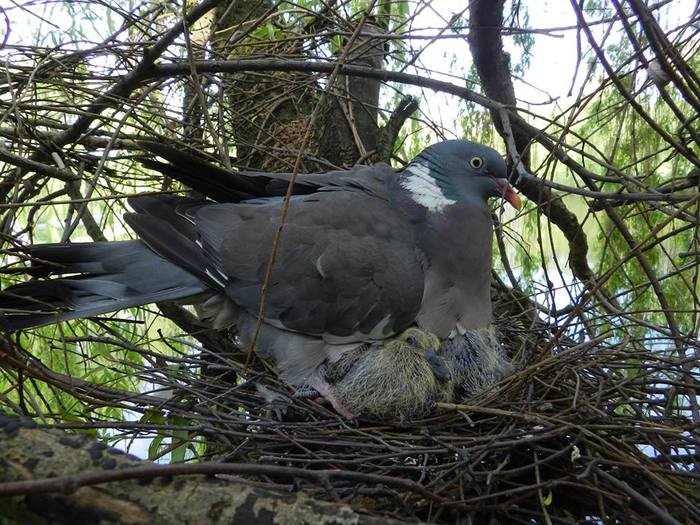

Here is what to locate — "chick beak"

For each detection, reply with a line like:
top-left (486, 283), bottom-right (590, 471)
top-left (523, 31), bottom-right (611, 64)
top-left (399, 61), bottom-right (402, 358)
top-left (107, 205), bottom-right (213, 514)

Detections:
top-left (494, 179), bottom-right (522, 210)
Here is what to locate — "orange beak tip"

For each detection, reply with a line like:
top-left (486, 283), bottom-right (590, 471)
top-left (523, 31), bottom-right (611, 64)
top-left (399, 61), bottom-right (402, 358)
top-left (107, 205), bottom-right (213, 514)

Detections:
top-left (506, 190), bottom-right (522, 210)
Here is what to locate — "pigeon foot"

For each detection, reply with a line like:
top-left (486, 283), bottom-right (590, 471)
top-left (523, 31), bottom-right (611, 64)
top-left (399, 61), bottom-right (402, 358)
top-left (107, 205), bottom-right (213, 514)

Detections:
top-left (306, 377), bottom-right (355, 419)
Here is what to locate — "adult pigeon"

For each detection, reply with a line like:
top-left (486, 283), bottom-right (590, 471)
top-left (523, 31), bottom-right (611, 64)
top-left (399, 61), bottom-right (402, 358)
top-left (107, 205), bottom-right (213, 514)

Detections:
top-left (0, 139), bottom-right (521, 414)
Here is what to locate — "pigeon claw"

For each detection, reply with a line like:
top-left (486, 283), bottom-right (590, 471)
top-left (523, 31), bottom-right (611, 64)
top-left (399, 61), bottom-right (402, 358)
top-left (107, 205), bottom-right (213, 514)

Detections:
top-left (306, 377), bottom-right (356, 419)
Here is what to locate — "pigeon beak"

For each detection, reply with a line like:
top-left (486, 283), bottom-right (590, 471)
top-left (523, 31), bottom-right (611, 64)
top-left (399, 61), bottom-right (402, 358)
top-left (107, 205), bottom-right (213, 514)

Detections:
top-left (494, 179), bottom-right (522, 210)
top-left (505, 187), bottom-right (522, 210)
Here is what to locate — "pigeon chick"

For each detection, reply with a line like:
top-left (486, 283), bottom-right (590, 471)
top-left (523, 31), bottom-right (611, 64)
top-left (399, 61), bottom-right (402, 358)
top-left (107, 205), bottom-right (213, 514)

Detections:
top-left (321, 327), bottom-right (454, 420)
top-left (303, 326), bottom-right (513, 420)
top-left (440, 326), bottom-right (513, 399)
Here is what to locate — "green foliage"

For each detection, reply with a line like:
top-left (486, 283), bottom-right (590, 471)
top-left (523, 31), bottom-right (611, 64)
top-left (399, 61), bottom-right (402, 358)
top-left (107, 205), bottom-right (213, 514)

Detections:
top-left (506, 0), bottom-right (534, 74)
top-left (574, 77), bottom-right (698, 337)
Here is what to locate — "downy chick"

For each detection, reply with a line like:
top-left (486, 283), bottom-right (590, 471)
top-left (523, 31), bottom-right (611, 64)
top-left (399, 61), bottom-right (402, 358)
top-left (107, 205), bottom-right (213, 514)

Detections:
top-left (322, 327), bottom-right (454, 420)
top-left (311, 326), bottom-right (513, 420)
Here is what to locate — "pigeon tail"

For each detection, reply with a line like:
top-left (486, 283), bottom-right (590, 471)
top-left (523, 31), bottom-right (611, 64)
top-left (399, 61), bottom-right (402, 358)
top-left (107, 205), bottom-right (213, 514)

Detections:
top-left (0, 240), bottom-right (209, 331)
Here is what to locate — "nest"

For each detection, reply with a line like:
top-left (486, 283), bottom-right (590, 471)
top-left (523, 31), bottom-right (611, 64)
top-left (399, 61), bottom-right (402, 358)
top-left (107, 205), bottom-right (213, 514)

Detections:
top-left (4, 282), bottom-right (696, 525)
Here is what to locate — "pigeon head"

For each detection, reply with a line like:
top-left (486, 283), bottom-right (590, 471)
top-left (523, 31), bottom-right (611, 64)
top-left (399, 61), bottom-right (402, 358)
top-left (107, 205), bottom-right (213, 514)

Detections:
top-left (400, 140), bottom-right (521, 213)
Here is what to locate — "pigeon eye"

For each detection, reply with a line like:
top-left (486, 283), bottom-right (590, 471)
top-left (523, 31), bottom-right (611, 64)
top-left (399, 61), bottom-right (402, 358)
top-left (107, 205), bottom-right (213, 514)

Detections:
top-left (469, 156), bottom-right (484, 169)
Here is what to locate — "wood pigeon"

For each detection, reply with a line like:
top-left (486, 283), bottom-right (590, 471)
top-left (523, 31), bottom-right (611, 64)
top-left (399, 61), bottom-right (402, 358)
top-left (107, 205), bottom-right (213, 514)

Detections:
top-left (0, 139), bottom-right (521, 415)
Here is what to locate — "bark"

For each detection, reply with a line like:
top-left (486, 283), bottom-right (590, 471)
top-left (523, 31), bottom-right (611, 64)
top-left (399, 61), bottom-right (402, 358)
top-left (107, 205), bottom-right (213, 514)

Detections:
top-left (211, 0), bottom-right (317, 171)
top-left (0, 411), bottom-right (411, 525)
top-left (376, 95), bottom-right (420, 163)
top-left (211, 2), bottom-right (390, 170)
top-left (317, 20), bottom-right (387, 166)
top-left (468, 0), bottom-right (531, 166)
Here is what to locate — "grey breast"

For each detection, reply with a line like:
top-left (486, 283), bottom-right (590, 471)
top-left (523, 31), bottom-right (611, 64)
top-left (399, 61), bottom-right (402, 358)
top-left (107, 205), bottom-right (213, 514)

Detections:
top-left (415, 203), bottom-right (495, 337)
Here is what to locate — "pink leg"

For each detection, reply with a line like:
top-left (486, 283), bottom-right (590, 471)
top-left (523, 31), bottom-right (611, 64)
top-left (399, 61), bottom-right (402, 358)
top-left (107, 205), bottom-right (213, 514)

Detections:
top-left (307, 377), bottom-right (355, 419)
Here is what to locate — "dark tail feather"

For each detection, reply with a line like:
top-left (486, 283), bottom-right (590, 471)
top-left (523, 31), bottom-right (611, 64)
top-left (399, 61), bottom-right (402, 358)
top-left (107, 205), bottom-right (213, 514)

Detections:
top-left (137, 140), bottom-right (264, 202)
top-left (0, 240), bottom-right (208, 331)
top-left (136, 140), bottom-right (318, 202)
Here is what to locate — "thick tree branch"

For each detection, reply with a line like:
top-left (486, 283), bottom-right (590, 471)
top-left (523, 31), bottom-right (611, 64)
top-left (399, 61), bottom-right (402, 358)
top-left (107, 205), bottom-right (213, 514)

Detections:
top-left (376, 95), bottom-right (420, 163)
top-left (0, 411), bottom-right (409, 525)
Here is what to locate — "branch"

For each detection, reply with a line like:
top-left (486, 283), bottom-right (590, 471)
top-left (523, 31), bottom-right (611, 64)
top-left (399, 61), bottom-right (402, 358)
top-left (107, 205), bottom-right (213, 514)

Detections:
top-left (468, 1), bottom-right (594, 283)
top-left (0, 411), bottom-right (410, 525)
top-left (0, 146), bottom-right (80, 183)
top-left (0, 0), bottom-right (227, 222)
top-left (376, 95), bottom-right (420, 162)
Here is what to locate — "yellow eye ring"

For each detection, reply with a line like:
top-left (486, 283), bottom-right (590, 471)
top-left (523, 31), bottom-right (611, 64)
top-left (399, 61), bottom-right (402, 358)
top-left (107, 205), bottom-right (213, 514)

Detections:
top-left (469, 156), bottom-right (484, 169)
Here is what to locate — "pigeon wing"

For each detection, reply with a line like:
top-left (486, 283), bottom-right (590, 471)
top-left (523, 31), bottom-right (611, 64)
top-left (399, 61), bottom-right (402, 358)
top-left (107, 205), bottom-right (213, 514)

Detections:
top-left (200, 191), bottom-right (425, 342)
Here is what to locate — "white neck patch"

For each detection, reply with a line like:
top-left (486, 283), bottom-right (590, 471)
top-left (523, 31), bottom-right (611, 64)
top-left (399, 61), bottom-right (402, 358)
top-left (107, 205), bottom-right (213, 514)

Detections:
top-left (400, 163), bottom-right (456, 213)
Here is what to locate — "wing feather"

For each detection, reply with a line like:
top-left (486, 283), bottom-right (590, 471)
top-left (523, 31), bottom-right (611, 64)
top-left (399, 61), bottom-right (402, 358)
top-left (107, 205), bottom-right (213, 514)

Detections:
top-left (122, 166), bottom-right (423, 343)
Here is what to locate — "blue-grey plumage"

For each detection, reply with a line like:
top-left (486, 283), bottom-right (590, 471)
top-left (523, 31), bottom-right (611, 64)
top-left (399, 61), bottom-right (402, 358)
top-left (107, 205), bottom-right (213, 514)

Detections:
top-left (441, 326), bottom-right (513, 398)
top-left (0, 139), bottom-right (520, 418)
